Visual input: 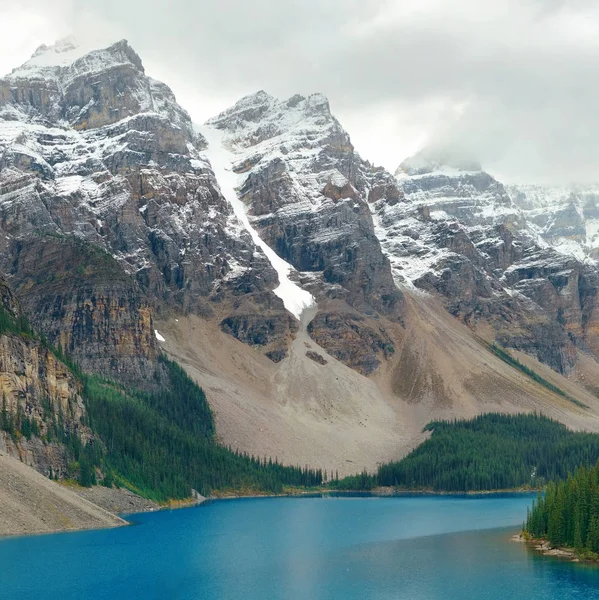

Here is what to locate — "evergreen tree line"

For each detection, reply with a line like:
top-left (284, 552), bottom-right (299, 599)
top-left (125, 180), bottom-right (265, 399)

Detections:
top-left (525, 461), bottom-right (599, 555)
top-left (488, 344), bottom-right (586, 408)
top-left (332, 413), bottom-right (599, 492)
top-left (80, 355), bottom-right (323, 501)
top-left (1, 394), bottom-right (40, 441)
top-left (378, 413), bottom-right (599, 491)
top-left (327, 469), bottom-right (377, 491)
top-left (0, 304), bottom-right (323, 500)
top-left (0, 304), bottom-right (33, 337)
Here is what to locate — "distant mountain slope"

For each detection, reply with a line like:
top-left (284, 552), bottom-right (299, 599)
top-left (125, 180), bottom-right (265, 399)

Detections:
top-left (508, 183), bottom-right (599, 260)
top-left (368, 150), bottom-right (599, 375)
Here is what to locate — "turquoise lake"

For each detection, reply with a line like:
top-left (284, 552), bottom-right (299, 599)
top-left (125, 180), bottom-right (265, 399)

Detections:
top-left (2, 493), bottom-right (599, 599)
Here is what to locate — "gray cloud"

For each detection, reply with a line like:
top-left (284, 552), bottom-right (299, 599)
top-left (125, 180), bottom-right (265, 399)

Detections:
top-left (2, 0), bottom-right (599, 182)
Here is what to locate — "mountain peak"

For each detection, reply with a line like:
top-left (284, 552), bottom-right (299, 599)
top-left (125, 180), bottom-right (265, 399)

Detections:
top-left (206, 90), bottom-right (334, 134)
top-left (233, 90), bottom-right (276, 109)
top-left (397, 148), bottom-right (482, 177)
top-left (305, 92), bottom-right (331, 115)
top-left (6, 38), bottom-right (143, 80)
top-left (26, 36), bottom-right (85, 68)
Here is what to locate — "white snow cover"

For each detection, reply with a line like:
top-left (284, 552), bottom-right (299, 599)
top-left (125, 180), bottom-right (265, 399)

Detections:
top-left (15, 37), bottom-right (95, 70)
top-left (376, 159), bottom-right (599, 295)
top-left (199, 125), bottom-right (315, 320)
top-left (154, 330), bottom-right (166, 342)
top-left (5, 37), bottom-right (140, 88)
top-left (204, 91), bottom-right (354, 222)
top-left (509, 183), bottom-right (599, 261)
top-left (0, 39), bottom-right (251, 288)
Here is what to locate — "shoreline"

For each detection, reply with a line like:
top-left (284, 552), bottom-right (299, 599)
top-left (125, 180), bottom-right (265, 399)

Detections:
top-left (1, 483), bottom-right (537, 539)
top-left (0, 454), bottom-right (126, 539)
top-left (207, 486), bottom-right (538, 501)
top-left (512, 534), bottom-right (599, 564)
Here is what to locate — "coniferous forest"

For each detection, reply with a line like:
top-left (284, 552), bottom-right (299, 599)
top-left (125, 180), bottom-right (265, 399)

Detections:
top-left (80, 356), bottom-right (323, 500)
top-left (525, 461), bottom-right (599, 556)
top-left (375, 413), bottom-right (599, 491)
top-left (0, 302), bottom-right (324, 502)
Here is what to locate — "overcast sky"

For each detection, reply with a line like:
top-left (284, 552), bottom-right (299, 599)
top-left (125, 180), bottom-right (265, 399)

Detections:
top-left (1, 0), bottom-right (599, 183)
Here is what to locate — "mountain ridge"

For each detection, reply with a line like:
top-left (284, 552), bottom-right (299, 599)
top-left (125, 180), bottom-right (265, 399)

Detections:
top-left (3, 38), bottom-right (599, 480)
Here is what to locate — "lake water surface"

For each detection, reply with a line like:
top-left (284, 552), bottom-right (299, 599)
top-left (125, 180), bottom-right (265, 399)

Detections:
top-left (2, 493), bottom-right (599, 599)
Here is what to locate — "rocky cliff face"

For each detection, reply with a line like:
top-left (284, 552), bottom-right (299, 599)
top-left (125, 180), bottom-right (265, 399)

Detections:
top-left (0, 39), bottom-right (284, 373)
top-left (7, 236), bottom-right (158, 383)
top-left (207, 92), bottom-right (402, 314)
top-left (204, 92), bottom-right (405, 369)
top-left (0, 275), bottom-right (89, 478)
top-left (367, 150), bottom-right (599, 374)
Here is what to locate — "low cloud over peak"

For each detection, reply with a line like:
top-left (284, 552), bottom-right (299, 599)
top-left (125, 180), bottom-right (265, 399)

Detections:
top-left (2, 0), bottom-right (599, 183)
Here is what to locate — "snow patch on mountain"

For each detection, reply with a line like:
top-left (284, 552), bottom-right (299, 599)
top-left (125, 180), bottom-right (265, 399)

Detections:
top-left (6, 38), bottom-right (138, 84)
top-left (509, 183), bottom-right (599, 262)
top-left (12, 37), bottom-right (95, 71)
top-left (199, 124), bottom-right (315, 320)
top-left (369, 201), bottom-right (450, 290)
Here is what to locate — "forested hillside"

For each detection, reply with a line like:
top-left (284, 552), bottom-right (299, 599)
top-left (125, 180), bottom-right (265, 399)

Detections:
top-left (330, 414), bottom-right (599, 492)
top-left (377, 414), bottom-right (599, 491)
top-left (0, 303), bottom-right (323, 501)
top-left (81, 356), bottom-right (323, 500)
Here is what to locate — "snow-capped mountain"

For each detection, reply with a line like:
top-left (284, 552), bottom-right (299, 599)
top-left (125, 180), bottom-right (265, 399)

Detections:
top-left (508, 183), bottom-right (599, 261)
top-left (2, 37), bottom-right (599, 380)
top-left (371, 151), bottom-right (522, 291)
top-left (204, 90), bottom-right (402, 312)
top-left (5, 37), bottom-right (599, 473)
top-left (372, 151), bottom-right (599, 373)
top-left (0, 39), bottom-right (289, 377)
top-left (202, 90), bottom-right (405, 373)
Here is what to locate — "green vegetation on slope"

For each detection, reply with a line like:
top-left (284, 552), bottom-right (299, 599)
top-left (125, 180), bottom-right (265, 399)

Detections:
top-left (0, 305), bottom-right (104, 486)
top-left (0, 304), bottom-right (33, 337)
top-left (525, 461), bottom-right (599, 556)
top-left (81, 355), bottom-right (323, 501)
top-left (0, 303), bottom-right (323, 500)
top-left (331, 413), bottom-right (599, 492)
top-left (488, 343), bottom-right (587, 408)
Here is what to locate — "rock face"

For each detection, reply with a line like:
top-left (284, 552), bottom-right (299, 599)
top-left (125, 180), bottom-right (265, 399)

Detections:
top-left (8, 236), bottom-right (158, 384)
top-left (0, 275), bottom-right (89, 478)
top-left (207, 92), bottom-right (402, 314)
top-left (0, 39), bottom-right (282, 373)
top-left (307, 312), bottom-right (394, 375)
top-left (367, 150), bottom-right (599, 374)
top-left (205, 92), bottom-right (405, 369)
top-left (220, 301), bottom-right (299, 363)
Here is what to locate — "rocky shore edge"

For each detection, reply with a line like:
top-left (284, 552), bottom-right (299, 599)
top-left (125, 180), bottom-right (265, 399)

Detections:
top-left (512, 534), bottom-right (582, 562)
